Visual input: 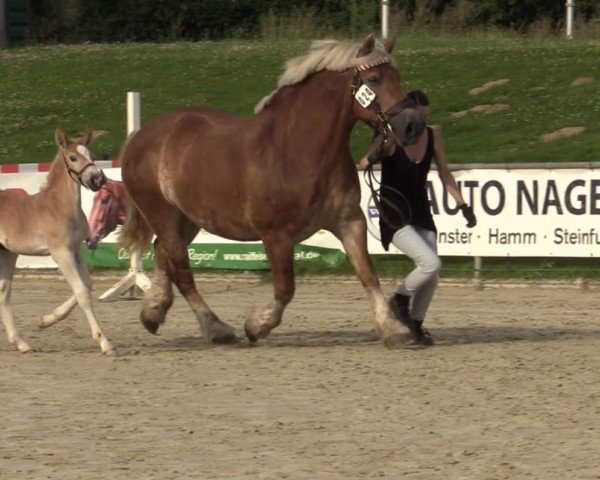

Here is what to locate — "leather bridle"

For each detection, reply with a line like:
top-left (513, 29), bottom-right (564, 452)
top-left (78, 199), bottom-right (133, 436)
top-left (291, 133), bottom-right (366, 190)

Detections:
top-left (62, 151), bottom-right (104, 189)
top-left (349, 66), bottom-right (416, 139)
top-left (350, 62), bottom-right (415, 230)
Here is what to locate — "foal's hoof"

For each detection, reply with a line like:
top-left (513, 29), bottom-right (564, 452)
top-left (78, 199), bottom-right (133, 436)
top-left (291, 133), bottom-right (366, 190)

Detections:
top-left (17, 340), bottom-right (33, 353)
top-left (103, 347), bottom-right (118, 357)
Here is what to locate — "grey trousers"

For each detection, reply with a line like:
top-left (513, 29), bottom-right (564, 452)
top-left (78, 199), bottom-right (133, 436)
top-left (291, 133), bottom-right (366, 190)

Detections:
top-left (391, 225), bottom-right (441, 322)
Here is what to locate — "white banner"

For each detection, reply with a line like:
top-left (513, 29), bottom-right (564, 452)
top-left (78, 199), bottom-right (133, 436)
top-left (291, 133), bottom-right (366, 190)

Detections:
top-left (360, 168), bottom-right (600, 257)
top-left (2, 165), bottom-right (599, 268)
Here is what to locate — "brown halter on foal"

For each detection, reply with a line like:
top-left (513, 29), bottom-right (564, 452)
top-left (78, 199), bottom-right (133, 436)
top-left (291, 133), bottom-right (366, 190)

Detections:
top-left (119, 35), bottom-right (424, 348)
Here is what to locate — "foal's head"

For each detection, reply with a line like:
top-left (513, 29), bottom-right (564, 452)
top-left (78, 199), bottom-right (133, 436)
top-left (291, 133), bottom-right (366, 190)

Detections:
top-left (352, 35), bottom-right (425, 146)
top-left (55, 128), bottom-right (107, 192)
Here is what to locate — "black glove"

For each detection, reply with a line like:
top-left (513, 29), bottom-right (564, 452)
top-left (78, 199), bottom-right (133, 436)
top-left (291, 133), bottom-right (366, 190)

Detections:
top-left (460, 203), bottom-right (477, 228)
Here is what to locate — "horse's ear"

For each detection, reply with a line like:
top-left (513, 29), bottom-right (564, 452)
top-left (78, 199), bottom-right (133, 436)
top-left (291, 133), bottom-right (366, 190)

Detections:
top-left (80, 128), bottom-right (93, 146)
top-left (384, 38), bottom-right (395, 54)
top-left (91, 129), bottom-right (110, 141)
top-left (55, 128), bottom-right (68, 148)
top-left (357, 33), bottom-right (376, 57)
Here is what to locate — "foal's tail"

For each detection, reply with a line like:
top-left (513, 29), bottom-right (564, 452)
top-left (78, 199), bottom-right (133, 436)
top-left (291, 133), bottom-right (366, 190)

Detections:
top-left (119, 198), bottom-right (154, 253)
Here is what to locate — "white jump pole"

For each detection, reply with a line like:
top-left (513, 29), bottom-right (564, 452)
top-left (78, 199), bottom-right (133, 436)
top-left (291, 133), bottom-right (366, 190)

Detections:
top-left (566, 1), bottom-right (575, 39)
top-left (99, 92), bottom-right (152, 301)
top-left (381, 0), bottom-right (390, 39)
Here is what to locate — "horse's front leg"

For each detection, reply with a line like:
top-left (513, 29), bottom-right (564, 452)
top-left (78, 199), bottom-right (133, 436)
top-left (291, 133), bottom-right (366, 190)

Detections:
top-left (334, 212), bottom-right (412, 348)
top-left (51, 248), bottom-right (116, 356)
top-left (244, 235), bottom-right (295, 342)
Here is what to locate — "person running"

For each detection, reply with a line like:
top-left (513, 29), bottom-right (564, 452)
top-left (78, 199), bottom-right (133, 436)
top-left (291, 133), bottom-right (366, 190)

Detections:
top-left (359, 90), bottom-right (476, 345)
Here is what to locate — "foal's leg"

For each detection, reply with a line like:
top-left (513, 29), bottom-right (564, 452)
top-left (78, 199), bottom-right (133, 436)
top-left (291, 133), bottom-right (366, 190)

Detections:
top-left (51, 248), bottom-right (116, 355)
top-left (39, 295), bottom-right (77, 328)
top-left (147, 217), bottom-right (236, 344)
top-left (334, 213), bottom-right (412, 348)
top-left (0, 251), bottom-right (31, 352)
top-left (244, 234), bottom-right (295, 342)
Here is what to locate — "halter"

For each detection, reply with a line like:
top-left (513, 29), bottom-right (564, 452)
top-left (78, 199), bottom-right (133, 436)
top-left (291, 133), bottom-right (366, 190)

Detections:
top-left (62, 151), bottom-right (103, 189)
top-left (349, 58), bottom-right (415, 139)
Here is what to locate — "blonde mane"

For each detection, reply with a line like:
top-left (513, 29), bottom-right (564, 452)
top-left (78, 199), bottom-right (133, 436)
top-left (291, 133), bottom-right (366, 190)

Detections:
top-left (255, 38), bottom-right (394, 113)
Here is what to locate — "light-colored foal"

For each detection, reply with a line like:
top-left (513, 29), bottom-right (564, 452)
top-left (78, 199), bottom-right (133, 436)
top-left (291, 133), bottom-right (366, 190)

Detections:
top-left (0, 128), bottom-right (116, 355)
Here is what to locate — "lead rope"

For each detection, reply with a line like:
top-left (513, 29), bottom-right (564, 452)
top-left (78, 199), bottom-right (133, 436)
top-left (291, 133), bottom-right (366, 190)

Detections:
top-left (363, 160), bottom-right (412, 233)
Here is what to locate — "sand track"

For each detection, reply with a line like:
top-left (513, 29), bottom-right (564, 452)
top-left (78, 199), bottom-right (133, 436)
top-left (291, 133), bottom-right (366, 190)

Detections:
top-left (1, 277), bottom-right (599, 479)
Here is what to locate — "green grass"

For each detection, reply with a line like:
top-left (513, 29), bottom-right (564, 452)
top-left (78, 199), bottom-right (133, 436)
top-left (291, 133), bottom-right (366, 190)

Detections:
top-left (294, 255), bottom-right (600, 281)
top-left (202, 255), bottom-right (600, 281)
top-left (2, 34), bottom-right (599, 279)
top-left (0, 35), bottom-right (599, 164)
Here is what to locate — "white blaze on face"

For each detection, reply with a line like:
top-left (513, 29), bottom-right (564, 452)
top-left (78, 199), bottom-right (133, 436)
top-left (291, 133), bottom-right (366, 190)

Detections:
top-left (76, 145), bottom-right (92, 160)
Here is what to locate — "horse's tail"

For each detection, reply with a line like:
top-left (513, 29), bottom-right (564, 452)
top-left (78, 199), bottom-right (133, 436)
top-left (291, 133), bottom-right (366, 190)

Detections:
top-left (119, 197), bottom-right (153, 253)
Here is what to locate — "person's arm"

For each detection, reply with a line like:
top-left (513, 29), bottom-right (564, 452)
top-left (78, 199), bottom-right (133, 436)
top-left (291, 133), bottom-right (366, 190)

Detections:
top-left (432, 128), bottom-right (476, 227)
top-left (358, 155), bottom-right (370, 170)
top-left (358, 135), bottom-right (396, 170)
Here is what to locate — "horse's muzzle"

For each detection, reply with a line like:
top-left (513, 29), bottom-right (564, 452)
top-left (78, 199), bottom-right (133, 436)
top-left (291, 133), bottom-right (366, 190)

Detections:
top-left (88, 170), bottom-right (107, 192)
top-left (388, 109), bottom-right (425, 146)
top-left (86, 234), bottom-right (101, 250)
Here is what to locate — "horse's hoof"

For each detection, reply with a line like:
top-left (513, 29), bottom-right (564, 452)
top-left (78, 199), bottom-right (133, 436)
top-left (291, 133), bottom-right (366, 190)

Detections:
top-left (141, 317), bottom-right (160, 334)
top-left (382, 332), bottom-right (414, 349)
top-left (210, 332), bottom-right (238, 345)
top-left (244, 323), bottom-right (258, 343)
top-left (103, 347), bottom-right (118, 357)
top-left (243, 319), bottom-right (273, 343)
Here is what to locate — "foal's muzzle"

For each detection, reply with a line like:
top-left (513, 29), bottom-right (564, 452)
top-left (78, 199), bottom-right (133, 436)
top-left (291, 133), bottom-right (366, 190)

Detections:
top-left (86, 169), bottom-right (107, 192)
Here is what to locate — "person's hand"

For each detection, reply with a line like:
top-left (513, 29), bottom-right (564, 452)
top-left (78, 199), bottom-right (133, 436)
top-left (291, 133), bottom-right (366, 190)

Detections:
top-left (363, 134), bottom-right (387, 166)
top-left (459, 204), bottom-right (477, 228)
top-left (367, 147), bottom-right (384, 165)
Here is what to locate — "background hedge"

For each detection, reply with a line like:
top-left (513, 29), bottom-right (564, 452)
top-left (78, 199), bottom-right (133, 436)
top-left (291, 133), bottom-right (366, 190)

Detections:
top-left (26, 0), bottom-right (600, 43)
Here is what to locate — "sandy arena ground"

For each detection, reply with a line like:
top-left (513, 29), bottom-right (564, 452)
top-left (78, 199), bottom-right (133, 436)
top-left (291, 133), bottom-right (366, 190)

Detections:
top-left (1, 275), bottom-right (599, 480)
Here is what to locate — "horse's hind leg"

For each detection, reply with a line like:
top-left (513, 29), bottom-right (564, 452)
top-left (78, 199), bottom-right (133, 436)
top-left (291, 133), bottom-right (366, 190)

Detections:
top-left (139, 237), bottom-right (174, 334)
top-left (0, 251), bottom-right (31, 352)
top-left (51, 248), bottom-right (116, 355)
top-left (244, 234), bottom-right (295, 342)
top-left (146, 215), bottom-right (236, 344)
top-left (334, 212), bottom-right (412, 348)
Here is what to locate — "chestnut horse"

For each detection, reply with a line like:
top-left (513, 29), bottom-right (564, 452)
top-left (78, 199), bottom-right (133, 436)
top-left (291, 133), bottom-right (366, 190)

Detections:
top-left (0, 128), bottom-right (116, 355)
top-left (120, 35), bottom-right (424, 348)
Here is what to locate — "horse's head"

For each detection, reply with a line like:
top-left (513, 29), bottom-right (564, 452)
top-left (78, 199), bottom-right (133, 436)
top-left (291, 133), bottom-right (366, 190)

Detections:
top-left (55, 127), bottom-right (107, 192)
top-left (86, 179), bottom-right (127, 250)
top-left (351, 34), bottom-right (425, 146)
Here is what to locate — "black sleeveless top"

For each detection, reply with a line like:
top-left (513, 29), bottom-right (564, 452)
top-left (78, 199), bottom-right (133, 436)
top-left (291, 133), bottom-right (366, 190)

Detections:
top-left (379, 126), bottom-right (436, 251)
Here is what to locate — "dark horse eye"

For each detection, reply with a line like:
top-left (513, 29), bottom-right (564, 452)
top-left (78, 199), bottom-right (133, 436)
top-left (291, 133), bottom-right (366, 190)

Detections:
top-left (69, 155), bottom-right (77, 162)
top-left (367, 75), bottom-right (380, 85)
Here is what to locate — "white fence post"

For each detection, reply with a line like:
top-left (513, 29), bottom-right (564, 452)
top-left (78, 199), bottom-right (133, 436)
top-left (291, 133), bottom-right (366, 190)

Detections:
top-left (381, 0), bottom-right (390, 39)
top-left (566, 0), bottom-right (575, 39)
top-left (99, 92), bottom-right (152, 301)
